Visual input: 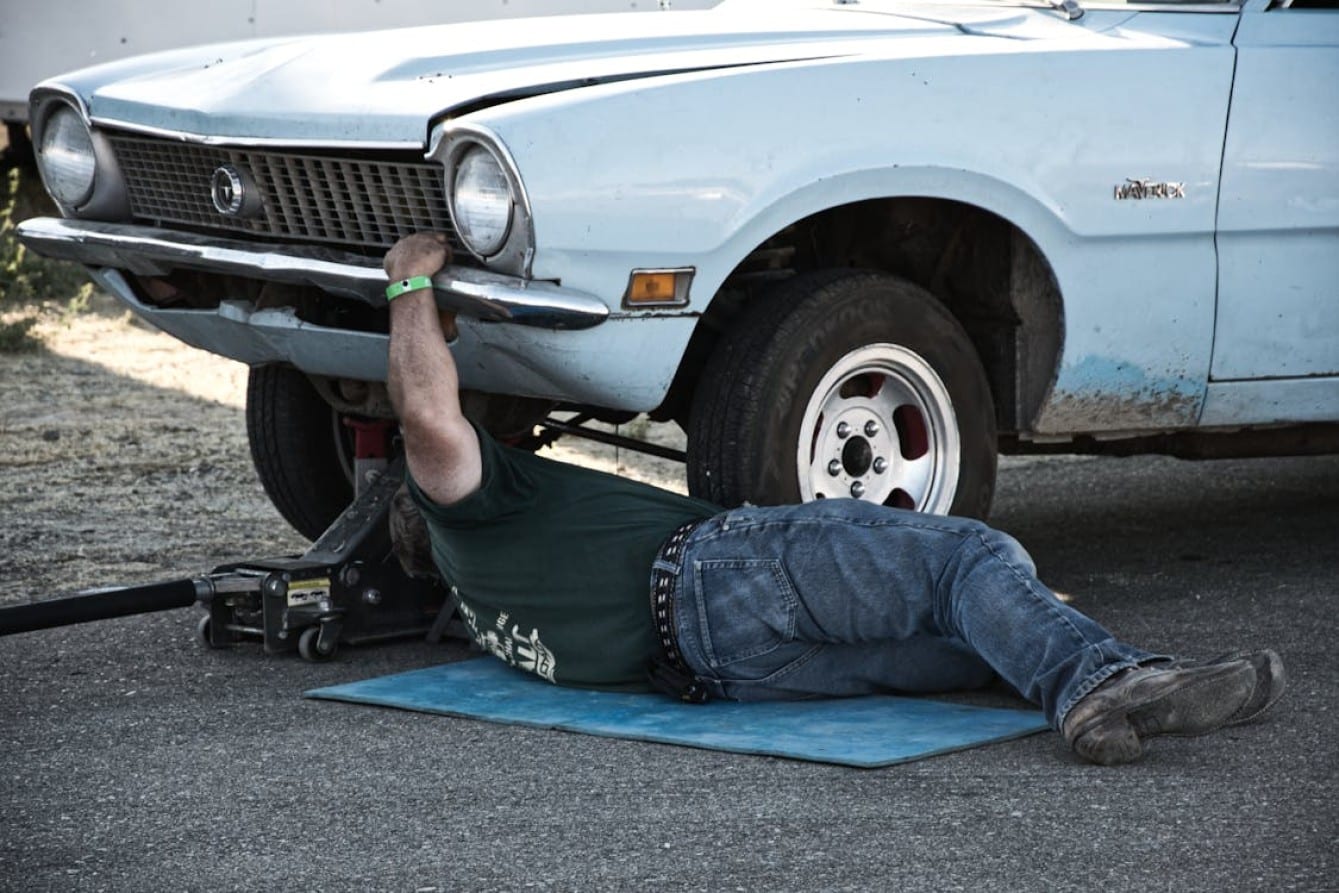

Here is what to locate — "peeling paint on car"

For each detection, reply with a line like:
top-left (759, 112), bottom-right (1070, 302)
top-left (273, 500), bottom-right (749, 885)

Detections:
top-left (1035, 355), bottom-right (1203, 433)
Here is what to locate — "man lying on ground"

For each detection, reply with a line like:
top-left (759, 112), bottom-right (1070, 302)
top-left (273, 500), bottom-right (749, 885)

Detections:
top-left (383, 232), bottom-right (1284, 766)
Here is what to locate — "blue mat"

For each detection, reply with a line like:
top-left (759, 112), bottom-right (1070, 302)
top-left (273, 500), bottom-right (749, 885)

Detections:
top-left (305, 659), bottom-right (1049, 768)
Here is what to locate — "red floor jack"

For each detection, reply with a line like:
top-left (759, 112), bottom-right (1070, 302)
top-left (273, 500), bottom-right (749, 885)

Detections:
top-left (0, 421), bottom-right (451, 660)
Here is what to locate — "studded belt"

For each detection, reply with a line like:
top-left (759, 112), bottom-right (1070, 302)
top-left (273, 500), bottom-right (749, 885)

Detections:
top-left (648, 517), bottom-right (708, 702)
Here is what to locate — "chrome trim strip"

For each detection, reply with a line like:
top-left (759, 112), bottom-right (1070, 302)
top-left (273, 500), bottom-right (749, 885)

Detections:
top-left (86, 116), bottom-right (426, 151)
top-left (435, 121), bottom-right (536, 225)
top-left (29, 85), bottom-right (91, 133)
top-left (16, 217), bottom-right (609, 330)
top-left (429, 121), bottom-right (536, 278)
top-left (29, 87), bottom-right (93, 217)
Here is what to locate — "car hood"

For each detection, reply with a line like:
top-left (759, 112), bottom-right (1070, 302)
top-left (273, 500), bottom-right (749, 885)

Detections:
top-left (46, 2), bottom-right (1082, 146)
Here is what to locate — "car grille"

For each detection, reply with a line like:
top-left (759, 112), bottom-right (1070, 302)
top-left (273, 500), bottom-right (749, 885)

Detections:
top-left (107, 133), bottom-right (456, 253)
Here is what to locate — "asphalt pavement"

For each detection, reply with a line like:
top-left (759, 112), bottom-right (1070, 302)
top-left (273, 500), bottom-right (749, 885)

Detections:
top-left (2, 452), bottom-right (1336, 891)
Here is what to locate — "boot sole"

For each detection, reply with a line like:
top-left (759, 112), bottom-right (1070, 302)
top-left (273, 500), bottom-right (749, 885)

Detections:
top-left (1128, 662), bottom-right (1256, 739)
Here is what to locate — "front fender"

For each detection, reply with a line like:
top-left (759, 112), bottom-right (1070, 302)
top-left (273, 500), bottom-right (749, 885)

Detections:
top-left (476, 13), bottom-right (1235, 430)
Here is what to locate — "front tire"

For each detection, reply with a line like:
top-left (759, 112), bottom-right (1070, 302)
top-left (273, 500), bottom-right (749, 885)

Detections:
top-left (687, 270), bottom-right (997, 518)
top-left (246, 365), bottom-right (355, 540)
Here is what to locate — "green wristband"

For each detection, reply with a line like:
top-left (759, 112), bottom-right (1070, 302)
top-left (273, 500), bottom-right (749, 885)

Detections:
top-left (385, 275), bottom-right (434, 301)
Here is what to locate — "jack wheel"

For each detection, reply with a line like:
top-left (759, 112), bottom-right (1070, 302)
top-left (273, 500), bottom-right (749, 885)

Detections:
top-left (196, 614), bottom-right (218, 649)
top-left (197, 614), bottom-right (234, 649)
top-left (298, 625), bottom-right (337, 662)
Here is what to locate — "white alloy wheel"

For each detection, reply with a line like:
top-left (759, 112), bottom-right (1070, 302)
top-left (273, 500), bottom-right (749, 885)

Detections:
top-left (797, 344), bottom-right (960, 511)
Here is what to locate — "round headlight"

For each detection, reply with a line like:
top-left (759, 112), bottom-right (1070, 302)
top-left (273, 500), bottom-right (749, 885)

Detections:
top-left (452, 145), bottom-right (514, 257)
top-left (38, 105), bottom-right (97, 207)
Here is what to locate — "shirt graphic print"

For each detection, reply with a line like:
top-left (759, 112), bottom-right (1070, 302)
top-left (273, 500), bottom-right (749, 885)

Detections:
top-left (457, 596), bottom-right (558, 683)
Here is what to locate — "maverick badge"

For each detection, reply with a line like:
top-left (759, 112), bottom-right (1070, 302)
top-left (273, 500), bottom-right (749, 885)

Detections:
top-left (1114, 178), bottom-right (1186, 201)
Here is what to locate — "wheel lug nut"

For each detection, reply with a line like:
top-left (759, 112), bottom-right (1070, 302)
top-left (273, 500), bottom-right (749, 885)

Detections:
top-left (827, 459), bottom-right (842, 476)
top-left (865, 421), bottom-right (880, 437)
top-left (836, 422), bottom-right (851, 439)
top-left (850, 481), bottom-right (866, 498)
top-left (873, 458), bottom-right (888, 474)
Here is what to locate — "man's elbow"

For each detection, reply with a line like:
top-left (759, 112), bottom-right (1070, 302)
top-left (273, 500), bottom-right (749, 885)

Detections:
top-left (399, 414), bottom-right (483, 506)
top-left (399, 408), bottom-right (472, 460)
top-left (395, 401), bottom-right (447, 441)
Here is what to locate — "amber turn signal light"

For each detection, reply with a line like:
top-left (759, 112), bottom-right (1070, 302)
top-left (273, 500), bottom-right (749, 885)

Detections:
top-left (622, 268), bottom-right (693, 308)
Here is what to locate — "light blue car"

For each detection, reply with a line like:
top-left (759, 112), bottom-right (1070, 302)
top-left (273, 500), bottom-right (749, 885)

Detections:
top-left (18, 0), bottom-right (1339, 537)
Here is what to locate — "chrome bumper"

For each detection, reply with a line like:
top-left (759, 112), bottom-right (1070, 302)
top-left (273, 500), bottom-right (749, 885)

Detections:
top-left (15, 217), bottom-right (609, 330)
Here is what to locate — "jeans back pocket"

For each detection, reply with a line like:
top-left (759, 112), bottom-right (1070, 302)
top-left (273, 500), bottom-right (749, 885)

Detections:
top-left (692, 558), bottom-right (798, 669)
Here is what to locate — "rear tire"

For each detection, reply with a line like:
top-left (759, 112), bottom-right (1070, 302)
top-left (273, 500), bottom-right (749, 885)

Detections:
top-left (687, 270), bottom-right (997, 518)
top-left (246, 365), bottom-right (354, 541)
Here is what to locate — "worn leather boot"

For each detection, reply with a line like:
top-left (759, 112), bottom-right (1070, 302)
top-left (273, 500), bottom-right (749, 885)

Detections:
top-left (1161, 650), bottom-right (1286, 727)
top-left (1062, 658), bottom-right (1259, 766)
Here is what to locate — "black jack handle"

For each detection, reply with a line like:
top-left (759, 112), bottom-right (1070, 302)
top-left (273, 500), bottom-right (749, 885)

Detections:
top-left (0, 578), bottom-right (209, 637)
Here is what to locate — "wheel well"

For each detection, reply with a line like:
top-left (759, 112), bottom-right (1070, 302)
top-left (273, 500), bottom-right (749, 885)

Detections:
top-left (660, 198), bottom-right (1062, 434)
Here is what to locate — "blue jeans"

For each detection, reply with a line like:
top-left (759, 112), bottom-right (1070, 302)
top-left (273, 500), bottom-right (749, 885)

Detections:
top-left (658, 501), bottom-right (1159, 727)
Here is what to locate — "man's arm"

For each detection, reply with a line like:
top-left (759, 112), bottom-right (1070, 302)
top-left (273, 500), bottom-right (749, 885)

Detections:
top-left (384, 233), bottom-right (483, 506)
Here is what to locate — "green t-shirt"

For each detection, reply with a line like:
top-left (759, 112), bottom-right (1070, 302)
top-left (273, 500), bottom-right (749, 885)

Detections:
top-left (408, 428), bottom-right (720, 691)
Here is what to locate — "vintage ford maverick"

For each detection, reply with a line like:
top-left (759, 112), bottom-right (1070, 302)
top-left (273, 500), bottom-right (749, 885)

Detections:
top-left (18, 0), bottom-right (1339, 537)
